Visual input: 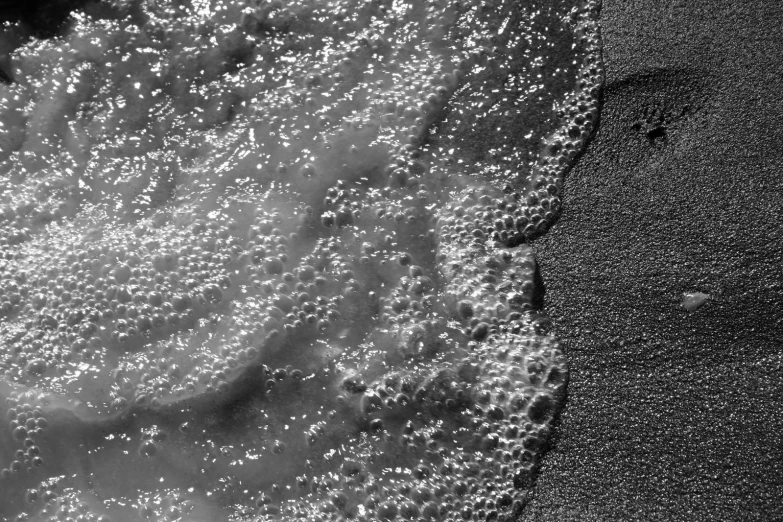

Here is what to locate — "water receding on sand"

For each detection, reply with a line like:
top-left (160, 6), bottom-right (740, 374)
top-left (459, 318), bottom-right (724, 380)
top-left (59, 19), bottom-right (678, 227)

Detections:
top-left (0, 0), bottom-right (602, 519)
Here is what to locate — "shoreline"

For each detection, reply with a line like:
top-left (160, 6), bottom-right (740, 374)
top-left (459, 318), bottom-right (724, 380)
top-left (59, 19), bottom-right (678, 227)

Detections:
top-left (1, 0), bottom-right (781, 520)
top-left (525, 0), bottom-right (783, 520)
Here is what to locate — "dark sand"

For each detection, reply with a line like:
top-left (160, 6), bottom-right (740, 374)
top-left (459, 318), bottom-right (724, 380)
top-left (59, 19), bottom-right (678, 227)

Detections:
top-left (525, 0), bottom-right (783, 520)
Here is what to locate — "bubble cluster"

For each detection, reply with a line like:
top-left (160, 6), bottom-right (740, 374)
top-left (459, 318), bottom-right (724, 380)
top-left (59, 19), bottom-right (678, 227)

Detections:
top-left (0, 0), bottom-right (603, 520)
top-left (0, 389), bottom-right (48, 479)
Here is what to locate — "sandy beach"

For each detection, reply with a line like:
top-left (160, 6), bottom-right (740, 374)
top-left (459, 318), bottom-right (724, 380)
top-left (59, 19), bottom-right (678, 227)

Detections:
top-left (1, 0), bottom-right (781, 520)
top-left (524, 0), bottom-right (783, 520)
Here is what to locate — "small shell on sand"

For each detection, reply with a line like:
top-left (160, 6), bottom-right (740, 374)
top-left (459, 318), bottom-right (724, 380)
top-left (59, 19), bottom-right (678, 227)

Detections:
top-left (681, 292), bottom-right (711, 312)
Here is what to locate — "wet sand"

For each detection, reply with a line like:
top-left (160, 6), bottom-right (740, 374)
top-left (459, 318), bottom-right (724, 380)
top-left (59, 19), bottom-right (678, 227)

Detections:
top-left (526, 0), bottom-right (783, 520)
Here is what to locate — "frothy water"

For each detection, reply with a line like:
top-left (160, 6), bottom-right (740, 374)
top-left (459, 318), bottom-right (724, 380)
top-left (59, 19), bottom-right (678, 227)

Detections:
top-left (0, 0), bottom-right (603, 520)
